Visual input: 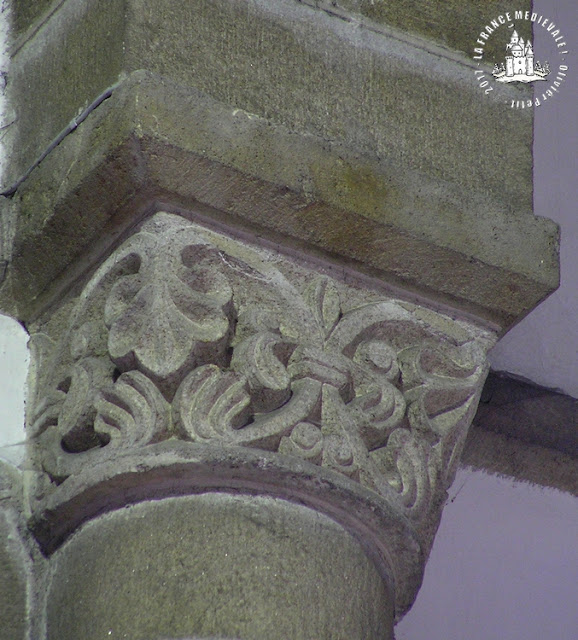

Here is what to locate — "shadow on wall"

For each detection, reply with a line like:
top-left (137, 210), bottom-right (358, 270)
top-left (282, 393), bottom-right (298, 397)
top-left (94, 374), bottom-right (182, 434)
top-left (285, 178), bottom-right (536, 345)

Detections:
top-left (395, 467), bottom-right (578, 640)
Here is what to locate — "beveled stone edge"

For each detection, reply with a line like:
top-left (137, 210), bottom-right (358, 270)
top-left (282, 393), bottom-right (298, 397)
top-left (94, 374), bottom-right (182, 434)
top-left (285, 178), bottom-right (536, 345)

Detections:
top-left (10, 0), bottom-right (530, 64)
top-left (0, 71), bottom-right (558, 330)
top-left (29, 440), bottom-right (425, 619)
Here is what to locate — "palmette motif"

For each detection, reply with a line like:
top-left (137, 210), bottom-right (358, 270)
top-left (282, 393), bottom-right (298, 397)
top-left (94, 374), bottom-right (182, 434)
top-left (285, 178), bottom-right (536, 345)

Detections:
top-left (29, 213), bottom-right (490, 526)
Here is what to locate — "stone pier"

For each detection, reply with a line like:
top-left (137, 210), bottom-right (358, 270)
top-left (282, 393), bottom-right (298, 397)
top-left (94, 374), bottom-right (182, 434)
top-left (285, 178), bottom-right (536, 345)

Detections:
top-left (0, 1), bottom-right (558, 638)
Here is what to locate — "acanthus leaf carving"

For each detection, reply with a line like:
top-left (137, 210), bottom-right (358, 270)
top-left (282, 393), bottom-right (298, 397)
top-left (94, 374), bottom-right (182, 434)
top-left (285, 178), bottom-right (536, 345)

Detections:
top-left (93, 370), bottom-right (170, 448)
top-left (278, 421), bottom-right (324, 464)
top-left (173, 365), bottom-right (251, 442)
top-left (57, 358), bottom-right (116, 454)
top-left (31, 213), bottom-right (492, 535)
top-left (320, 384), bottom-right (368, 483)
top-left (372, 427), bottom-right (434, 513)
top-left (230, 332), bottom-right (292, 413)
top-left (348, 379), bottom-right (407, 451)
top-left (103, 215), bottom-right (233, 387)
top-left (302, 277), bottom-right (341, 341)
top-left (397, 341), bottom-right (487, 490)
top-left (37, 367), bottom-right (169, 482)
top-left (239, 378), bottom-right (323, 451)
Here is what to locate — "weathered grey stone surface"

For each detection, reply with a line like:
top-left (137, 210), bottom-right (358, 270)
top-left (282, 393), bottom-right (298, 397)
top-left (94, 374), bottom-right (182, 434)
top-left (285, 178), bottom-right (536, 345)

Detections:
top-left (12, 0), bottom-right (57, 36)
top-left (11, 0), bottom-right (532, 57)
top-left (46, 493), bottom-right (393, 640)
top-left (300, 1), bottom-right (533, 61)
top-left (0, 464), bottom-right (28, 640)
top-left (0, 69), bottom-right (558, 327)
top-left (8, 0), bottom-right (126, 180)
top-left (1, 0), bottom-right (558, 330)
top-left (29, 440), bottom-right (423, 617)
top-left (0, 516), bottom-right (26, 640)
top-left (8, 0), bottom-right (534, 190)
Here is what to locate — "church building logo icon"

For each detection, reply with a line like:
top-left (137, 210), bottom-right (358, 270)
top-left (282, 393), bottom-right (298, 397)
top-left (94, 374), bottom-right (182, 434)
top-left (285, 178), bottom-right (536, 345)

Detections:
top-left (471, 11), bottom-right (570, 108)
top-left (492, 29), bottom-right (550, 83)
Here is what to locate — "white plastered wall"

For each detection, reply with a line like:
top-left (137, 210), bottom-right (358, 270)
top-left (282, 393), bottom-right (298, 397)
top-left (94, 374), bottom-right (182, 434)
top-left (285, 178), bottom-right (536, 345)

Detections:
top-left (0, 314), bottom-right (28, 465)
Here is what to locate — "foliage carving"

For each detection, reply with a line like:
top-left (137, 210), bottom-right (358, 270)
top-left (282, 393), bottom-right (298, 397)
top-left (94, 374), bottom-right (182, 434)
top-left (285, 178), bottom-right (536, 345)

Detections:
top-left (30, 213), bottom-right (490, 528)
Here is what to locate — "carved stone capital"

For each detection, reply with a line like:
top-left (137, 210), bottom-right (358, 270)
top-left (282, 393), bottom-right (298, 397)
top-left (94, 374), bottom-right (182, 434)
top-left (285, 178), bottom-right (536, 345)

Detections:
top-left (28, 211), bottom-right (495, 619)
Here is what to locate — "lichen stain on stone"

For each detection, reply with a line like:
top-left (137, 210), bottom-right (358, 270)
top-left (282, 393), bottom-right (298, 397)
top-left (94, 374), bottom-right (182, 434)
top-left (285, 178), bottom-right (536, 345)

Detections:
top-left (311, 158), bottom-right (401, 224)
top-left (294, 202), bottom-right (382, 266)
